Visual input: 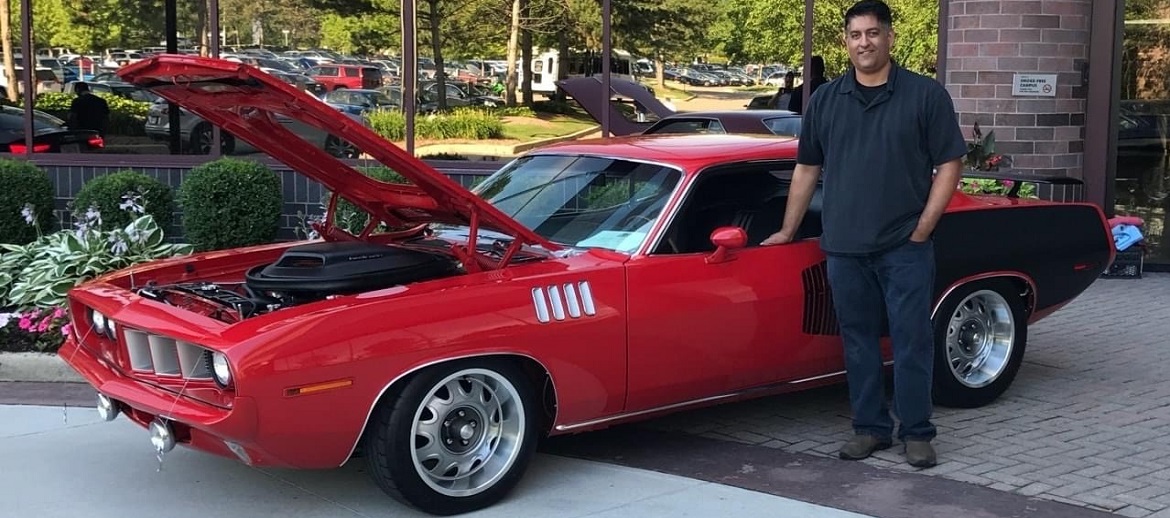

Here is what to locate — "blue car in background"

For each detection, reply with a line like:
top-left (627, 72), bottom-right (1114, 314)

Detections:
top-left (322, 89), bottom-right (400, 115)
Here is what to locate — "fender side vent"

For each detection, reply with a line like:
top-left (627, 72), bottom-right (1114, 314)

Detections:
top-left (801, 261), bottom-right (839, 335)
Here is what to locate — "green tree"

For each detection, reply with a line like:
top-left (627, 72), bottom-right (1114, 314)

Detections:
top-left (612, 0), bottom-right (720, 87)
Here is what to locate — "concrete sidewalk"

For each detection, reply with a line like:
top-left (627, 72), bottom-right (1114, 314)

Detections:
top-left (1, 404), bottom-right (872, 518)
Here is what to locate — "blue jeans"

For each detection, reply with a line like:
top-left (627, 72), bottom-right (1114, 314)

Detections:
top-left (826, 238), bottom-right (937, 442)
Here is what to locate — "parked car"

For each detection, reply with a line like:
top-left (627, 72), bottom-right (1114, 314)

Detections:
top-left (62, 80), bottom-right (160, 103)
top-left (641, 109), bottom-right (801, 137)
top-left (309, 63), bottom-right (383, 91)
top-left (143, 96), bottom-right (362, 157)
top-left (557, 77), bottom-right (802, 138)
top-left (0, 105), bottom-right (103, 153)
top-left (322, 88), bottom-right (399, 115)
top-left (73, 55), bottom-right (1113, 516)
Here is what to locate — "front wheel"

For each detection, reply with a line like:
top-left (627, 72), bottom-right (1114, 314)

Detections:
top-left (364, 360), bottom-right (538, 515)
top-left (931, 279), bottom-right (1028, 408)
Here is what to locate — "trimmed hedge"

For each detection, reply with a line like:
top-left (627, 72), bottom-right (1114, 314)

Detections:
top-left (73, 170), bottom-right (176, 231)
top-left (9, 92), bottom-right (151, 137)
top-left (367, 108), bottom-right (504, 141)
top-left (0, 159), bottom-right (55, 245)
top-left (178, 158), bottom-right (283, 251)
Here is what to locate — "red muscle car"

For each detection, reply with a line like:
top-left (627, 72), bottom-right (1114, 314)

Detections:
top-left (58, 55), bottom-right (1114, 516)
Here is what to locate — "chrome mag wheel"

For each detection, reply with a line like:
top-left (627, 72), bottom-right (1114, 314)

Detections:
top-left (410, 368), bottom-right (526, 497)
top-left (945, 289), bottom-right (1016, 388)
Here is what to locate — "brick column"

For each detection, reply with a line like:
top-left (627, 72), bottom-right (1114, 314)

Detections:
top-left (944, 0), bottom-right (1092, 186)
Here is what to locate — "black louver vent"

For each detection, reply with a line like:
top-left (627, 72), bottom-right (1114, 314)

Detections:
top-left (801, 261), bottom-right (839, 335)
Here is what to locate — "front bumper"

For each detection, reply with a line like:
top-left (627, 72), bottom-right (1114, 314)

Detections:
top-left (56, 336), bottom-right (280, 465)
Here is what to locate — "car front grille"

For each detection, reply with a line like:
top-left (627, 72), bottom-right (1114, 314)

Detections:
top-left (122, 327), bottom-right (214, 380)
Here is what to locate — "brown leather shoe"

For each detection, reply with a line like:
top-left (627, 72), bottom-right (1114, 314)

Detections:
top-left (838, 434), bottom-right (892, 460)
top-left (905, 440), bottom-right (937, 467)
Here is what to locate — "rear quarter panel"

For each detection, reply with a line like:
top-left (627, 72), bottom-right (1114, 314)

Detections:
top-left (933, 199), bottom-right (1112, 316)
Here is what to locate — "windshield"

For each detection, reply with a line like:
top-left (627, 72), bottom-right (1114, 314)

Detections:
top-left (472, 155), bottom-right (681, 253)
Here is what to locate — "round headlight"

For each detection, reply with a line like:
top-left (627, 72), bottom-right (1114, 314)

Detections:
top-left (91, 310), bottom-right (107, 335)
top-left (211, 352), bottom-right (232, 387)
top-left (106, 319), bottom-right (117, 339)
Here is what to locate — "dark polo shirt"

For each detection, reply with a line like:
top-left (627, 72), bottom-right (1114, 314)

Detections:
top-left (796, 63), bottom-right (967, 255)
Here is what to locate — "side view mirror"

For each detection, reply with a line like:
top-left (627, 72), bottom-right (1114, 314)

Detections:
top-left (706, 226), bottom-right (747, 264)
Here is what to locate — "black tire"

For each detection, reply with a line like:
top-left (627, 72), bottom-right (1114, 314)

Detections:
top-left (324, 135), bottom-right (360, 158)
top-left (190, 122), bottom-right (235, 155)
top-left (931, 279), bottom-right (1028, 408)
top-left (364, 359), bottom-right (538, 515)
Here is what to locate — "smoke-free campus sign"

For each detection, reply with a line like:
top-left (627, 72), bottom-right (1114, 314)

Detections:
top-left (1012, 73), bottom-right (1058, 97)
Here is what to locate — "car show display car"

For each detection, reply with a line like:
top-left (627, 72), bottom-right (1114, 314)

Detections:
top-left (59, 55), bottom-right (1114, 516)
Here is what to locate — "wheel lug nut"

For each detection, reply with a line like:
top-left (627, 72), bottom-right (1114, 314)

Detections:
top-left (470, 421), bottom-right (477, 428)
top-left (444, 420), bottom-right (451, 426)
top-left (446, 438), bottom-right (453, 444)
top-left (458, 410), bottom-right (465, 417)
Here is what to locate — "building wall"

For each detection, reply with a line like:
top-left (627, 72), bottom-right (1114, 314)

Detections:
top-left (944, 0), bottom-right (1092, 180)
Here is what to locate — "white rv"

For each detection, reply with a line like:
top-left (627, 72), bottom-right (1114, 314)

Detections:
top-left (526, 48), bottom-right (637, 95)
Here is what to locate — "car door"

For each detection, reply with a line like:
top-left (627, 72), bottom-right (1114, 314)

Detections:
top-left (622, 162), bottom-right (841, 412)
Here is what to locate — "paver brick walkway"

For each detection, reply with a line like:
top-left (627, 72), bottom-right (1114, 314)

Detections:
top-left (645, 272), bottom-right (1170, 517)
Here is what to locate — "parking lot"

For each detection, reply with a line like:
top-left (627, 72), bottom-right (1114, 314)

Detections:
top-left (637, 272), bottom-right (1170, 517)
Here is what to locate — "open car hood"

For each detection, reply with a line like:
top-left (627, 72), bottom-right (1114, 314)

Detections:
top-left (117, 55), bottom-right (558, 254)
top-left (556, 77), bottom-right (676, 137)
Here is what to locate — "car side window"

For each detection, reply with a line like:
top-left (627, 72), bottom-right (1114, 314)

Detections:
top-left (646, 119), bottom-right (726, 135)
top-left (764, 117), bottom-right (801, 137)
top-left (653, 161), bottom-right (804, 255)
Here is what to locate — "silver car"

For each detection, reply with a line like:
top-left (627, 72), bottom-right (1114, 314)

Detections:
top-left (144, 97), bottom-right (364, 157)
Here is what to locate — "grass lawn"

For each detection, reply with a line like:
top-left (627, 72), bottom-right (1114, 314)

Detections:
top-left (500, 111), bottom-right (598, 141)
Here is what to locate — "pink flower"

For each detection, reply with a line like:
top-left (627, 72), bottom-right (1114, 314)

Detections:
top-left (36, 319), bottom-right (50, 333)
top-left (18, 317), bottom-right (32, 331)
top-left (52, 307), bottom-right (66, 319)
top-left (60, 323), bottom-right (73, 337)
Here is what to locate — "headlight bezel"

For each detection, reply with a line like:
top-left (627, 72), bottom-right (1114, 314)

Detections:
top-left (90, 309), bottom-right (107, 335)
top-left (211, 351), bottom-right (232, 388)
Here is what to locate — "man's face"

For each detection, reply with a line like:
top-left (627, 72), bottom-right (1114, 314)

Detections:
top-left (844, 14), bottom-right (894, 73)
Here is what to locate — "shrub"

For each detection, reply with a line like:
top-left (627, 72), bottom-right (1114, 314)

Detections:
top-left (72, 170), bottom-right (175, 231)
top-left (178, 158), bottom-right (283, 251)
top-left (30, 92), bottom-right (151, 137)
top-left (0, 210), bottom-right (192, 352)
top-left (959, 178), bottom-right (1037, 198)
top-left (366, 108), bottom-right (504, 141)
top-left (0, 211), bottom-right (192, 310)
top-left (0, 159), bottom-right (55, 245)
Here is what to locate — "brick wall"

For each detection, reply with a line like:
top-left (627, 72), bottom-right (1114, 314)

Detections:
top-left (944, 0), bottom-right (1092, 179)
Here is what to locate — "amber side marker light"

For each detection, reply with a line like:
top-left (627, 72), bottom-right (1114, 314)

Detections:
top-left (285, 379), bottom-right (354, 397)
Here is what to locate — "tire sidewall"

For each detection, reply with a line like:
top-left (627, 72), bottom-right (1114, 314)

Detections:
top-left (377, 359), bottom-right (539, 515)
top-left (931, 279), bottom-right (1028, 408)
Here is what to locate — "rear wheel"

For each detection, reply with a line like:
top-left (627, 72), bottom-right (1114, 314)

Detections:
top-left (324, 135), bottom-right (359, 158)
top-left (190, 122), bottom-right (235, 155)
top-left (931, 279), bottom-right (1028, 408)
top-left (364, 359), bottom-right (538, 515)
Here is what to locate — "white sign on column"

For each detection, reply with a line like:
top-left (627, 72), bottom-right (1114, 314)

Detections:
top-left (1012, 73), bottom-right (1058, 97)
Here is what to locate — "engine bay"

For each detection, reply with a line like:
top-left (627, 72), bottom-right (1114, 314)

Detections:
top-left (136, 242), bottom-right (462, 323)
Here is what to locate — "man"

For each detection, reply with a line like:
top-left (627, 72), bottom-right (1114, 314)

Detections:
top-left (787, 55), bottom-right (827, 114)
top-left (770, 71), bottom-right (796, 110)
top-left (67, 82), bottom-right (111, 137)
top-left (761, 0), bottom-right (967, 468)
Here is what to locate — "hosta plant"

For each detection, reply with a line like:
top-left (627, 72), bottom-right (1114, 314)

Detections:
top-left (0, 198), bottom-right (194, 311)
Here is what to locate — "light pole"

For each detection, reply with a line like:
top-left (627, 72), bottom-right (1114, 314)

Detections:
top-left (282, 29), bottom-right (290, 48)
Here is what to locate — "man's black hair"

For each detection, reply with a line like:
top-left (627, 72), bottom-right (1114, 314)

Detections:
top-left (75, 81), bottom-right (90, 93)
top-left (844, 0), bottom-right (894, 29)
